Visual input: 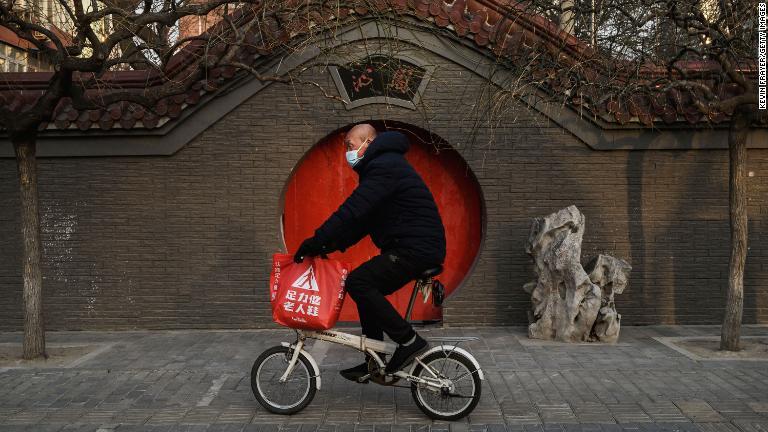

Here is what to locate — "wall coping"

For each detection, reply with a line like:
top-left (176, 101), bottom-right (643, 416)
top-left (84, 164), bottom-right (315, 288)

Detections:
top-left (1, 18), bottom-right (765, 158)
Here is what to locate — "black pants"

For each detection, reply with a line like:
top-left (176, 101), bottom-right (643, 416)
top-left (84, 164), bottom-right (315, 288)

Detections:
top-left (345, 250), bottom-right (438, 345)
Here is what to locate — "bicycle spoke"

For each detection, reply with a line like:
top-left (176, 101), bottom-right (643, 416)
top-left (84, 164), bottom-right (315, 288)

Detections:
top-left (451, 369), bottom-right (478, 383)
top-left (446, 393), bottom-right (476, 399)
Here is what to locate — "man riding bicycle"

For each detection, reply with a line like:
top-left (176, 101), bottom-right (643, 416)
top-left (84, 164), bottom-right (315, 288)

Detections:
top-left (293, 123), bottom-right (446, 381)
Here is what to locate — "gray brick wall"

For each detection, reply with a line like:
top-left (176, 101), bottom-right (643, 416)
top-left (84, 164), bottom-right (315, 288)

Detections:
top-left (1, 49), bottom-right (766, 330)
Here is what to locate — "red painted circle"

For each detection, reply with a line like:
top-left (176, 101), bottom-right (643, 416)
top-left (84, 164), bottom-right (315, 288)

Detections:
top-left (283, 125), bottom-right (482, 321)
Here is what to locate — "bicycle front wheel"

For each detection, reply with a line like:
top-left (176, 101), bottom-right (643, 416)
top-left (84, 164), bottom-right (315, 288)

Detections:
top-left (251, 345), bottom-right (317, 414)
top-left (410, 350), bottom-right (482, 421)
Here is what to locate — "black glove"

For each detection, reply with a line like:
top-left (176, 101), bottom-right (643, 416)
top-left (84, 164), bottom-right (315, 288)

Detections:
top-left (294, 237), bottom-right (324, 263)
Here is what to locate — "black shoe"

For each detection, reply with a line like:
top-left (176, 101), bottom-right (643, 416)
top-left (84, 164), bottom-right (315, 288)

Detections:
top-left (339, 362), bottom-right (370, 383)
top-left (385, 334), bottom-right (429, 374)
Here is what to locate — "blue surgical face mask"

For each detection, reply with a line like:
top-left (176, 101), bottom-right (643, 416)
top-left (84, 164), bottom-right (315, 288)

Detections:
top-left (345, 140), bottom-right (368, 167)
top-left (346, 149), bottom-right (362, 167)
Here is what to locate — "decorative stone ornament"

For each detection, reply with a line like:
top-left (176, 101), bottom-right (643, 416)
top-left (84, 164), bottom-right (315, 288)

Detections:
top-left (584, 254), bottom-right (632, 343)
top-left (523, 205), bottom-right (631, 343)
top-left (329, 54), bottom-right (435, 110)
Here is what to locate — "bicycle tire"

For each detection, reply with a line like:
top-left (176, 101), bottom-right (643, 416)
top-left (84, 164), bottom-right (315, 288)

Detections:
top-left (410, 349), bottom-right (482, 421)
top-left (251, 345), bottom-right (317, 414)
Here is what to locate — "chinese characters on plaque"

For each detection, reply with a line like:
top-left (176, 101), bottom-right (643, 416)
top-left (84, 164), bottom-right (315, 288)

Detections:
top-left (336, 55), bottom-right (426, 102)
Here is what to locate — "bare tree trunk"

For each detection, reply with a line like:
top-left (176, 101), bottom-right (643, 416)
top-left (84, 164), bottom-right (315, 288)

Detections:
top-left (13, 138), bottom-right (46, 360)
top-left (720, 108), bottom-right (749, 352)
top-left (559, 0), bottom-right (575, 34)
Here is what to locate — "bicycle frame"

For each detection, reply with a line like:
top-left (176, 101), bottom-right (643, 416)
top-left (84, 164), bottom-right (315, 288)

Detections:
top-left (278, 329), bottom-right (484, 392)
top-left (275, 275), bottom-right (441, 383)
top-left (278, 329), bottom-right (393, 383)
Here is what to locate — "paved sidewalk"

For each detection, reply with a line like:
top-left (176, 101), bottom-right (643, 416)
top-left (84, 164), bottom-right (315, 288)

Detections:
top-left (0, 325), bottom-right (767, 432)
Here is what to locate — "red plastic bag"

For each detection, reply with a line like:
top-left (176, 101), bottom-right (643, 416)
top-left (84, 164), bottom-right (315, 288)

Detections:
top-left (270, 253), bottom-right (350, 330)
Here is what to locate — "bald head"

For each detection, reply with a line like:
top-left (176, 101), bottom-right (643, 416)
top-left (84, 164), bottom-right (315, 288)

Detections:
top-left (344, 123), bottom-right (377, 157)
top-left (349, 123), bottom-right (377, 141)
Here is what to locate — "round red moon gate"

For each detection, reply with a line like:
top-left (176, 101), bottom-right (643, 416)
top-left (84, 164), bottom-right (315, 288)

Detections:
top-left (283, 124), bottom-right (483, 322)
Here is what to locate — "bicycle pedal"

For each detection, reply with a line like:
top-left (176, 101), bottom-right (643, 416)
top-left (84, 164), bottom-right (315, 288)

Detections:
top-left (357, 373), bottom-right (371, 384)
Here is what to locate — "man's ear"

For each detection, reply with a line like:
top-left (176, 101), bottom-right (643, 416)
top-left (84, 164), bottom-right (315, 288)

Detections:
top-left (360, 138), bottom-right (371, 154)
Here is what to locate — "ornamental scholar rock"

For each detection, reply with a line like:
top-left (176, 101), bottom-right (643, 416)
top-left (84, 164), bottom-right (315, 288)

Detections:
top-left (523, 205), bottom-right (632, 343)
top-left (584, 254), bottom-right (632, 343)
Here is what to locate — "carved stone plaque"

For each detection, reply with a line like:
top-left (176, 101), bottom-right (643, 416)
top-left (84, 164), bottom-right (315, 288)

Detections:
top-left (330, 55), bottom-right (433, 110)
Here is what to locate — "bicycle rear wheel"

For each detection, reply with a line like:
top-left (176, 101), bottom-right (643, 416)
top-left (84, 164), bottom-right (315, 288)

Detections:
top-left (251, 345), bottom-right (317, 414)
top-left (410, 350), bottom-right (482, 421)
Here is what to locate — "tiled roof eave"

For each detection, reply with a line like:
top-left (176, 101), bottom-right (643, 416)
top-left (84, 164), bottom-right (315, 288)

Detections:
top-left (0, 0), bottom-right (761, 134)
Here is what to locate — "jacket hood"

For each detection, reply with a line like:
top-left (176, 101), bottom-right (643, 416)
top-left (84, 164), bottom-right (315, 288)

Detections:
top-left (354, 131), bottom-right (409, 172)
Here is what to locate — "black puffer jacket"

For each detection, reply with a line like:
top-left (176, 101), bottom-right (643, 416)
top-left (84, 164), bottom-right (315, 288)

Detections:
top-left (313, 131), bottom-right (446, 264)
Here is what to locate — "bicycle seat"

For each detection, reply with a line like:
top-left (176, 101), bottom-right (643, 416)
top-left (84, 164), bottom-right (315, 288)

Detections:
top-left (419, 266), bottom-right (443, 279)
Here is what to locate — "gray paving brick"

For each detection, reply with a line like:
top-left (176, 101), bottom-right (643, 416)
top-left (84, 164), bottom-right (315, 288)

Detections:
top-left (203, 425), bottom-right (247, 432)
top-left (1, 327), bottom-right (767, 432)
